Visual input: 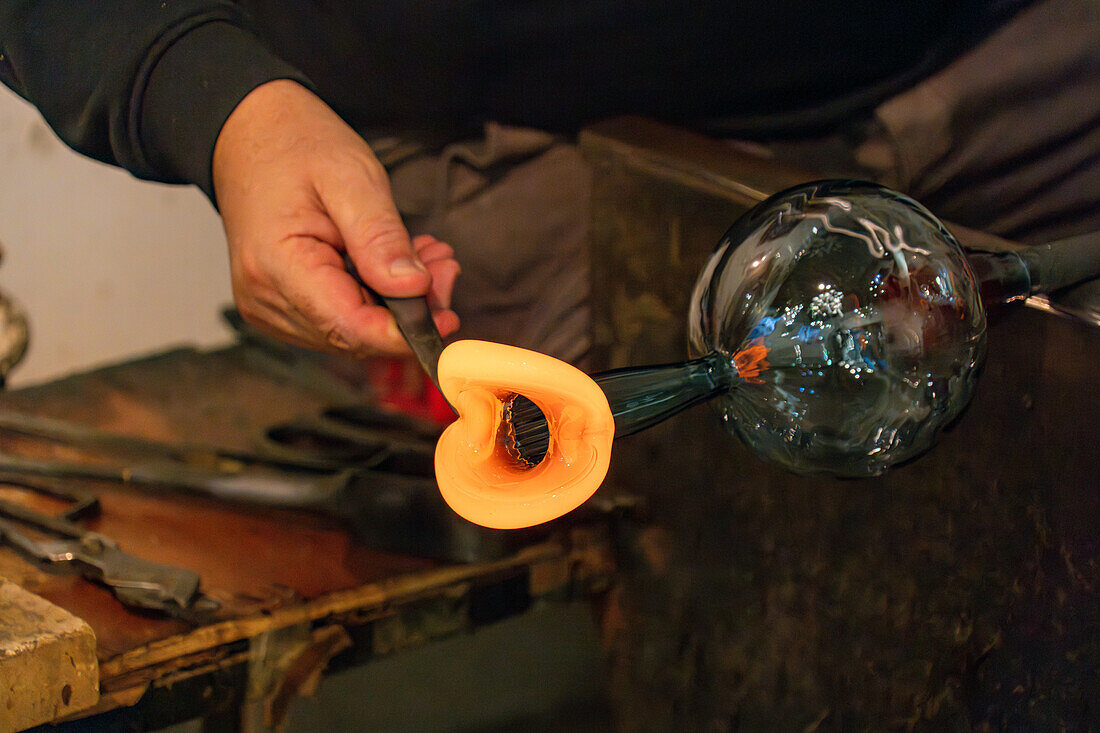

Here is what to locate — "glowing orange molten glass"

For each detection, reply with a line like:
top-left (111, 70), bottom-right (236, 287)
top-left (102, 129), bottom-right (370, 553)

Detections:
top-left (434, 340), bottom-right (615, 529)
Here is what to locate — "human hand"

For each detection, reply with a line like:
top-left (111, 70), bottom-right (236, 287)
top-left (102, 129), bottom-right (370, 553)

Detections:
top-left (211, 80), bottom-right (460, 356)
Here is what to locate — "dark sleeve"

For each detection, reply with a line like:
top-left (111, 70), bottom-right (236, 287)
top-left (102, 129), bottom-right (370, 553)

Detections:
top-left (0, 1), bottom-right (311, 200)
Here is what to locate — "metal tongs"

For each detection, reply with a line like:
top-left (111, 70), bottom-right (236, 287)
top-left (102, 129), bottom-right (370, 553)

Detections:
top-left (0, 479), bottom-right (210, 615)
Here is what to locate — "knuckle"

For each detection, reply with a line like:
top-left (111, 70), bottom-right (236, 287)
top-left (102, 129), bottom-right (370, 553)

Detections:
top-left (322, 324), bottom-right (352, 352)
top-left (357, 213), bottom-right (409, 251)
top-left (352, 152), bottom-right (389, 184)
top-left (235, 301), bottom-right (264, 329)
top-left (235, 301), bottom-right (256, 322)
top-left (233, 249), bottom-right (265, 286)
top-left (327, 153), bottom-right (389, 200)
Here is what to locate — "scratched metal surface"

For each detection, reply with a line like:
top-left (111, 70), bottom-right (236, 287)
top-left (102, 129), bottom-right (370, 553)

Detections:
top-left (582, 119), bottom-right (1100, 731)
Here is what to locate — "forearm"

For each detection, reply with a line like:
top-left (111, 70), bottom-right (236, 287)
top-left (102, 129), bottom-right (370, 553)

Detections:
top-left (0, 0), bottom-right (308, 198)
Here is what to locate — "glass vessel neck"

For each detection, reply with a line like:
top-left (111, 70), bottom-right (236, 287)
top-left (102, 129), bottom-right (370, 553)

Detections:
top-left (965, 250), bottom-right (1032, 305)
top-left (593, 351), bottom-right (737, 438)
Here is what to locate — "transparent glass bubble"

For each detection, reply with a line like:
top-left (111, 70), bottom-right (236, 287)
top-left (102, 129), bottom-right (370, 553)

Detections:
top-left (688, 180), bottom-right (987, 476)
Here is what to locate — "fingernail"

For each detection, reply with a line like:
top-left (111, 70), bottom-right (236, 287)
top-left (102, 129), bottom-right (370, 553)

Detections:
top-left (389, 257), bottom-right (425, 277)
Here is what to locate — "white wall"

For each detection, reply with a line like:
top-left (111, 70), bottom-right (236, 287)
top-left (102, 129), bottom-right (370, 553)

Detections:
top-left (0, 88), bottom-right (234, 387)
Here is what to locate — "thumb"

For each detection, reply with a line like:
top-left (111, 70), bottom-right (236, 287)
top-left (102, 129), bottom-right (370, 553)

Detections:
top-left (321, 159), bottom-right (431, 298)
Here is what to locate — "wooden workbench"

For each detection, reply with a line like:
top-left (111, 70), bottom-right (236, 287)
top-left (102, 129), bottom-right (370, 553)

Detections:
top-left (0, 344), bottom-right (614, 731)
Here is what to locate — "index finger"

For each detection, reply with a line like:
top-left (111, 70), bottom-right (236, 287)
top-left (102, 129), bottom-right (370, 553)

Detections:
top-left (277, 237), bottom-right (413, 356)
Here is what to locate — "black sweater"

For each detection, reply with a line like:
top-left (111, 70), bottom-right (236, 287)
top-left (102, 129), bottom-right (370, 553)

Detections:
top-left (0, 1), bottom-right (1029, 200)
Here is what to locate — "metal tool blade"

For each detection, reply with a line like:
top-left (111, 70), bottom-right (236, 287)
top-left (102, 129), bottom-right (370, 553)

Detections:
top-left (0, 486), bottom-right (204, 614)
top-left (35, 534), bottom-right (202, 612)
top-left (378, 294), bottom-right (447, 395)
top-left (342, 253), bottom-right (450, 402)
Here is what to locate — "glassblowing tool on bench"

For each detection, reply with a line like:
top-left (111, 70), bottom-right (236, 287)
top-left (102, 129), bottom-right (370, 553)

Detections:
top-left (0, 408), bottom-right (340, 473)
top-left (258, 403), bottom-right (438, 474)
top-left (0, 478), bottom-right (211, 615)
top-left (0, 409), bottom-right (524, 563)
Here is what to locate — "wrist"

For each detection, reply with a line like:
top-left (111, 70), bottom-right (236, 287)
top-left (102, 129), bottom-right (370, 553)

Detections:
top-left (141, 22), bottom-right (311, 202)
top-left (212, 80), bottom-right (314, 203)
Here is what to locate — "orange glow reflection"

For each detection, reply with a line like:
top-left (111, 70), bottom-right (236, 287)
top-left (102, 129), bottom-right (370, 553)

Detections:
top-left (734, 339), bottom-right (769, 383)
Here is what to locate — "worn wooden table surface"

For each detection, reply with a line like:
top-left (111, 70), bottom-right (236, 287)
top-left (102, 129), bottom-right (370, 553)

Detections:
top-left (0, 345), bottom-right (613, 731)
